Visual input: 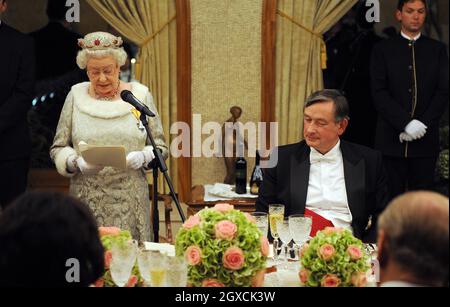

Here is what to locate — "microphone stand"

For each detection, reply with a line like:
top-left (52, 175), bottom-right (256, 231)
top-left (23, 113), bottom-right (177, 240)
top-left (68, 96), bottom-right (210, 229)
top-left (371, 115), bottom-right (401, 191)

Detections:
top-left (139, 113), bottom-right (186, 242)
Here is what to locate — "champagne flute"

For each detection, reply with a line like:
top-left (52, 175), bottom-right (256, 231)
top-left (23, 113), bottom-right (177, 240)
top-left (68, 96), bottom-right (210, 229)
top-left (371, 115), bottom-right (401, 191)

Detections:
top-left (269, 204), bottom-right (284, 262)
top-left (288, 214), bottom-right (312, 258)
top-left (110, 240), bottom-right (138, 287)
top-left (276, 217), bottom-right (292, 269)
top-left (251, 212), bottom-right (269, 238)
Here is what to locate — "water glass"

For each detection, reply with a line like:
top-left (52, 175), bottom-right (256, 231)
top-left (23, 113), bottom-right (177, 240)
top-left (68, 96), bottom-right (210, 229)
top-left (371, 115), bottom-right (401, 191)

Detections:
top-left (251, 212), bottom-right (269, 238)
top-left (110, 240), bottom-right (138, 287)
top-left (166, 256), bottom-right (188, 287)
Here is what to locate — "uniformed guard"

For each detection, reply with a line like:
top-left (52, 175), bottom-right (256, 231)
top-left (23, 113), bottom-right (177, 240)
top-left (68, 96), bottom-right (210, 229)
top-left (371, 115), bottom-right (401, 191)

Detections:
top-left (370, 0), bottom-right (449, 200)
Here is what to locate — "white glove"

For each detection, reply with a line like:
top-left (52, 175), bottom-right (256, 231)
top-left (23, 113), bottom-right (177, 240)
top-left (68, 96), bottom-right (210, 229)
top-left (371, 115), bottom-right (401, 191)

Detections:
top-left (126, 149), bottom-right (155, 170)
top-left (66, 155), bottom-right (79, 173)
top-left (399, 132), bottom-right (414, 143)
top-left (67, 156), bottom-right (104, 175)
top-left (404, 120), bottom-right (427, 140)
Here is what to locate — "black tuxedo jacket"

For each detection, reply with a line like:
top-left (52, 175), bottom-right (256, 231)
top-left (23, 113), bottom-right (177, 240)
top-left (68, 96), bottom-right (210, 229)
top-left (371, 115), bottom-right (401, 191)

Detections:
top-left (0, 23), bottom-right (35, 161)
top-left (256, 140), bottom-right (389, 243)
top-left (370, 34), bottom-right (448, 158)
top-left (30, 21), bottom-right (81, 80)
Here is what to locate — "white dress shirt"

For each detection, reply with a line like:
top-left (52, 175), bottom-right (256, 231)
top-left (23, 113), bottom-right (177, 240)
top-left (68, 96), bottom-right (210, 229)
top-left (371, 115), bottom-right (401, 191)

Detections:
top-left (401, 31), bottom-right (421, 41)
top-left (306, 140), bottom-right (353, 231)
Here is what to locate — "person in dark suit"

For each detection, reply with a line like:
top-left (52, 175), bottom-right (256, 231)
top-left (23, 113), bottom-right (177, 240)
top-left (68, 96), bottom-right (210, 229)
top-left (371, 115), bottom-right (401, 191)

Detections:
top-left (0, 0), bottom-right (35, 210)
top-left (256, 90), bottom-right (389, 243)
top-left (30, 0), bottom-right (81, 81)
top-left (370, 0), bottom-right (449, 200)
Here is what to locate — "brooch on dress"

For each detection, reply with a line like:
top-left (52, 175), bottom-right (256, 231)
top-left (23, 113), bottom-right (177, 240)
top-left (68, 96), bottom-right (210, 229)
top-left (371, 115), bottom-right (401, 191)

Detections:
top-left (131, 109), bottom-right (145, 132)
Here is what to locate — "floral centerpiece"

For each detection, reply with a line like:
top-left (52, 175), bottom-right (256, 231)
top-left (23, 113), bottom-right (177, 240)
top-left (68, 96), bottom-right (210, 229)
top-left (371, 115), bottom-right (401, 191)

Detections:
top-left (175, 204), bottom-right (269, 287)
top-left (94, 227), bottom-right (141, 287)
top-left (299, 227), bottom-right (370, 287)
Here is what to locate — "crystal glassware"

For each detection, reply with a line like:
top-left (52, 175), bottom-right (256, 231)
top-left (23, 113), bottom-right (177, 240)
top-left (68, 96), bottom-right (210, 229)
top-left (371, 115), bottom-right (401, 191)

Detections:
top-left (147, 250), bottom-right (168, 287)
top-left (110, 240), bottom-right (138, 287)
top-left (276, 217), bottom-right (292, 268)
top-left (166, 256), bottom-right (188, 287)
top-left (251, 212), bottom-right (269, 238)
top-left (288, 214), bottom-right (312, 258)
top-left (269, 204), bottom-right (285, 262)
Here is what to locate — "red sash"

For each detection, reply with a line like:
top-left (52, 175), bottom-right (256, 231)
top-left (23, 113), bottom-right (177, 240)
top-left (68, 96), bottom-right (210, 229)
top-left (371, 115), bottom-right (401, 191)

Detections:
top-left (304, 208), bottom-right (334, 237)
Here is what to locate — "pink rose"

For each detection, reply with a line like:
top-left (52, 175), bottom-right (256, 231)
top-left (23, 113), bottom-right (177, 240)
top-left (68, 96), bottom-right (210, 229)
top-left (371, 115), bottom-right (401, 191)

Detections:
top-left (99, 227), bottom-right (121, 237)
top-left (299, 269), bottom-right (310, 285)
top-left (223, 246), bottom-right (245, 270)
top-left (125, 275), bottom-right (138, 287)
top-left (318, 244), bottom-right (336, 261)
top-left (183, 215), bottom-right (201, 229)
top-left (202, 279), bottom-right (225, 287)
top-left (299, 243), bottom-right (310, 258)
top-left (347, 245), bottom-right (363, 261)
top-left (351, 272), bottom-right (368, 287)
top-left (214, 203), bottom-right (234, 213)
top-left (260, 236), bottom-right (269, 257)
top-left (251, 269), bottom-right (266, 287)
top-left (93, 278), bottom-right (104, 287)
top-left (215, 220), bottom-right (237, 240)
top-left (322, 227), bottom-right (345, 235)
top-left (321, 274), bottom-right (341, 287)
top-left (104, 250), bottom-right (113, 269)
top-left (244, 213), bottom-right (256, 224)
top-left (185, 246), bottom-right (202, 266)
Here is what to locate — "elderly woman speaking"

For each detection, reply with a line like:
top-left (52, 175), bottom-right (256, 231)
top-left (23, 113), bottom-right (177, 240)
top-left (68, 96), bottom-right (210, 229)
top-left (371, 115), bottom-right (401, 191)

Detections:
top-left (50, 32), bottom-right (168, 242)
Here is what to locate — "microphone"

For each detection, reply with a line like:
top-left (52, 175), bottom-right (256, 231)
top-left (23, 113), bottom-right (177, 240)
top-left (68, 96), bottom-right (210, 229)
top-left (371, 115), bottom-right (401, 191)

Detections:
top-left (120, 90), bottom-right (155, 117)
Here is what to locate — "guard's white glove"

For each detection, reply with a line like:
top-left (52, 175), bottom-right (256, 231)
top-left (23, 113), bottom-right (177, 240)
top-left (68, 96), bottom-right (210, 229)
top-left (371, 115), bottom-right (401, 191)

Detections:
top-left (399, 132), bottom-right (414, 143)
top-left (67, 155), bottom-right (104, 175)
top-left (404, 120), bottom-right (427, 140)
top-left (126, 149), bottom-right (155, 170)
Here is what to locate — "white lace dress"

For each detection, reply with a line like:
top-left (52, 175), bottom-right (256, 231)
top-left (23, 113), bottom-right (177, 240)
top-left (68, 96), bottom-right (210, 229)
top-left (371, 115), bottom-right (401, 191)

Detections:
top-left (50, 82), bottom-right (168, 242)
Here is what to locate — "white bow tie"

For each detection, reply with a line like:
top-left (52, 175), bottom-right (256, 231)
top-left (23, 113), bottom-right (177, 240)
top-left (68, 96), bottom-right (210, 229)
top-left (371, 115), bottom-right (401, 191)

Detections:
top-left (310, 150), bottom-right (338, 164)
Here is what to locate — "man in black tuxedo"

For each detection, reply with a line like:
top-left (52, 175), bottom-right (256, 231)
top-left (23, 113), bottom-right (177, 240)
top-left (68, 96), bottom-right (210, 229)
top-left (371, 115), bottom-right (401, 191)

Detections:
top-left (30, 0), bottom-right (81, 81)
top-left (0, 0), bottom-right (35, 209)
top-left (256, 90), bottom-right (388, 243)
top-left (370, 0), bottom-right (449, 200)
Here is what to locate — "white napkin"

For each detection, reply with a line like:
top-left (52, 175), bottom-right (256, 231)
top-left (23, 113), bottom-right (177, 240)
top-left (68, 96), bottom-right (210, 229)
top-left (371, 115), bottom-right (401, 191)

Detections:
top-left (144, 242), bottom-right (175, 257)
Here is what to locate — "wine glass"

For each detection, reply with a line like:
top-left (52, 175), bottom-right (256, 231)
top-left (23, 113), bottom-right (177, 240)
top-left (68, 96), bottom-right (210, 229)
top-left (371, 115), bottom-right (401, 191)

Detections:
top-left (137, 248), bottom-right (153, 287)
top-left (288, 214), bottom-right (312, 258)
top-left (276, 217), bottom-right (292, 268)
top-left (109, 240), bottom-right (138, 287)
top-left (166, 256), bottom-right (188, 287)
top-left (147, 250), bottom-right (168, 287)
top-left (269, 204), bottom-right (285, 262)
top-left (251, 212), bottom-right (269, 238)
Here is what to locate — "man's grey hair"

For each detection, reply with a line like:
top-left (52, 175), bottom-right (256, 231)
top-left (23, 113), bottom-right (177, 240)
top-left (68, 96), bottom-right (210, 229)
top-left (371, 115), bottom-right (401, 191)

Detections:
top-left (378, 191), bottom-right (449, 286)
top-left (304, 89), bottom-right (350, 122)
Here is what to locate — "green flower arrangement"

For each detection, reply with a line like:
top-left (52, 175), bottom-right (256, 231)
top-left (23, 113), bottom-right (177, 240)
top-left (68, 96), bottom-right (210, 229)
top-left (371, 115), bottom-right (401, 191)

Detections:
top-left (175, 204), bottom-right (268, 287)
top-left (94, 227), bottom-right (141, 287)
top-left (438, 149), bottom-right (449, 180)
top-left (299, 227), bottom-right (370, 287)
